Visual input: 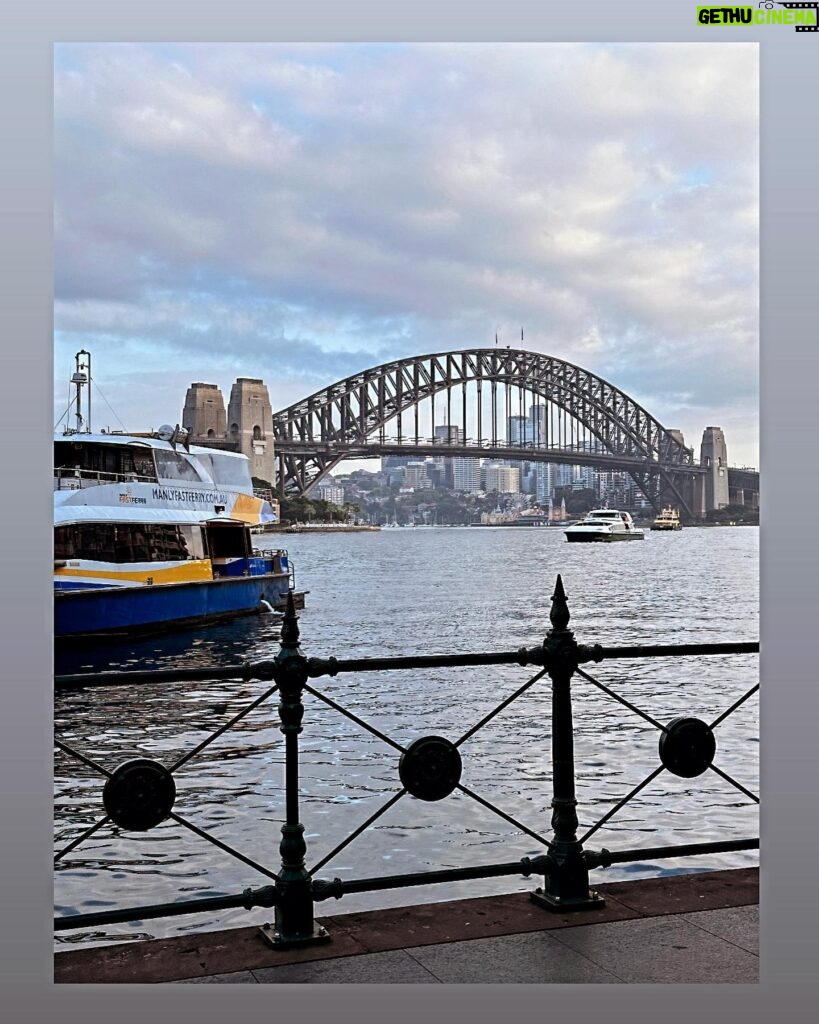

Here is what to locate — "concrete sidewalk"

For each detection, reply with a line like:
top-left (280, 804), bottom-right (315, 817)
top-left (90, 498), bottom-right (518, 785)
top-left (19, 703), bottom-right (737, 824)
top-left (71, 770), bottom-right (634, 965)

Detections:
top-left (54, 867), bottom-right (759, 985)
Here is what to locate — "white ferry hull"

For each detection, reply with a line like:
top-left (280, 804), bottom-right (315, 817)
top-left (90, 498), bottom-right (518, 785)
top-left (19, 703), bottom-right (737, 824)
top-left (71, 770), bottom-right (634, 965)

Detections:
top-left (564, 508), bottom-right (644, 543)
top-left (565, 530), bottom-right (643, 542)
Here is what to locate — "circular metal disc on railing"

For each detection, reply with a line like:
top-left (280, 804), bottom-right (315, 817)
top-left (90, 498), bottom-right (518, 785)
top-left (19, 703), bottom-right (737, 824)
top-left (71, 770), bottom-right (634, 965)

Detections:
top-left (103, 758), bottom-right (177, 831)
top-left (659, 717), bottom-right (716, 778)
top-left (399, 736), bottom-right (462, 801)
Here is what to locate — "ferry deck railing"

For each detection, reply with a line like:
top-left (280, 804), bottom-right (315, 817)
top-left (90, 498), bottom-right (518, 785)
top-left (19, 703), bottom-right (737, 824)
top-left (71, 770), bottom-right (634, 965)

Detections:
top-left (53, 575), bottom-right (759, 947)
top-left (54, 467), bottom-right (158, 489)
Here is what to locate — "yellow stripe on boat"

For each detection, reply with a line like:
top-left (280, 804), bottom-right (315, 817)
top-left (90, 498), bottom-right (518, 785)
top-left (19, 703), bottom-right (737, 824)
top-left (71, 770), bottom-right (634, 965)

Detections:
top-left (54, 560), bottom-right (214, 586)
top-left (229, 492), bottom-right (264, 525)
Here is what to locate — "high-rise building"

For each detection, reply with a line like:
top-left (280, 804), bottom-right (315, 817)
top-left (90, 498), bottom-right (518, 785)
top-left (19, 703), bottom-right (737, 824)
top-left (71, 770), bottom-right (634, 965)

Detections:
top-left (452, 457), bottom-right (481, 492)
top-left (484, 462), bottom-right (520, 493)
top-left (404, 461), bottom-right (432, 490)
top-left (433, 425), bottom-right (463, 486)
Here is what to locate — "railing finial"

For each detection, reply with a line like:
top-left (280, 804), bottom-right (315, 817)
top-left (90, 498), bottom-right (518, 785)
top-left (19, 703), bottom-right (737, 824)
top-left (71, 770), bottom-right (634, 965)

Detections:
top-left (550, 574), bottom-right (571, 633)
top-left (280, 591), bottom-right (300, 648)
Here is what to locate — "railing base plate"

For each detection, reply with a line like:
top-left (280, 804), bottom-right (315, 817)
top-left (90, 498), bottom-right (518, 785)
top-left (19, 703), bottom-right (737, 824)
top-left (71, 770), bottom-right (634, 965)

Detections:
top-left (529, 888), bottom-right (605, 912)
top-left (259, 922), bottom-right (332, 950)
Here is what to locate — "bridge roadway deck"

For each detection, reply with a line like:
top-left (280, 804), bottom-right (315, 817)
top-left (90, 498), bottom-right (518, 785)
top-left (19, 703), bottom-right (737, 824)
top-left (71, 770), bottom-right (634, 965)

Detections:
top-left (54, 866), bottom-right (758, 984)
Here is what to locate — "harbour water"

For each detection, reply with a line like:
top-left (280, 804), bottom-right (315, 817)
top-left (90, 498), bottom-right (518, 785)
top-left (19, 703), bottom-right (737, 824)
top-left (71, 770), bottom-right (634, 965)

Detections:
top-left (54, 525), bottom-right (759, 948)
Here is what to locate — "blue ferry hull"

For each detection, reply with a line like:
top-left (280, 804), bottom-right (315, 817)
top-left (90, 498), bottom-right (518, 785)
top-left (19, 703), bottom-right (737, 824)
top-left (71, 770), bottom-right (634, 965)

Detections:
top-left (55, 572), bottom-right (293, 639)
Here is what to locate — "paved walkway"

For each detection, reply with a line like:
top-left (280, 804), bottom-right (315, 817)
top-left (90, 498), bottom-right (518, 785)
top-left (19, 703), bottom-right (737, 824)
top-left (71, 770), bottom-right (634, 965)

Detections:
top-left (54, 867), bottom-right (758, 985)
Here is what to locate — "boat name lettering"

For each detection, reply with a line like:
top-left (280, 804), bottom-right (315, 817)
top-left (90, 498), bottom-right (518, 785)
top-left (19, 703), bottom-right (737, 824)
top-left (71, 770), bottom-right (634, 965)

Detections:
top-left (151, 487), bottom-right (229, 504)
top-left (119, 493), bottom-right (148, 505)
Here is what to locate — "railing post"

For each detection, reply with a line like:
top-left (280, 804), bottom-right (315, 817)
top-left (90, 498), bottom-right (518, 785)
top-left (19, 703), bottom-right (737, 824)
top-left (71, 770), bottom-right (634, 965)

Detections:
top-left (532, 575), bottom-right (603, 911)
top-left (265, 592), bottom-right (330, 947)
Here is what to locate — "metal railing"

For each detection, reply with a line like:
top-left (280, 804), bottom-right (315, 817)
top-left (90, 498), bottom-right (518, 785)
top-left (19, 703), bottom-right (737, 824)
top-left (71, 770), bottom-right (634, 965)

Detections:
top-left (54, 575), bottom-right (759, 948)
top-left (54, 467), bottom-right (158, 489)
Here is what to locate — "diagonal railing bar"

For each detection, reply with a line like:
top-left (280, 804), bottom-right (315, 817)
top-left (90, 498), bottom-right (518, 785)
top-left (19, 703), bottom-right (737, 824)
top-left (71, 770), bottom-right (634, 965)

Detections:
top-left (579, 766), bottom-right (667, 845)
top-left (54, 815), bottom-right (111, 863)
top-left (169, 683), bottom-right (280, 772)
top-left (574, 667), bottom-right (665, 730)
top-left (709, 683), bottom-right (760, 730)
top-left (456, 782), bottom-right (552, 849)
top-left (303, 683), bottom-right (406, 753)
top-left (168, 812), bottom-right (279, 882)
top-left (54, 739), bottom-right (112, 778)
top-left (307, 789), bottom-right (408, 877)
top-left (707, 764), bottom-right (759, 804)
top-left (455, 667), bottom-right (549, 747)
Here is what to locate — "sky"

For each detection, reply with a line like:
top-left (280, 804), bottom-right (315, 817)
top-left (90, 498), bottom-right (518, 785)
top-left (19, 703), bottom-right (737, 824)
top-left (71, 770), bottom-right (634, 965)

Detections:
top-left (53, 42), bottom-right (759, 469)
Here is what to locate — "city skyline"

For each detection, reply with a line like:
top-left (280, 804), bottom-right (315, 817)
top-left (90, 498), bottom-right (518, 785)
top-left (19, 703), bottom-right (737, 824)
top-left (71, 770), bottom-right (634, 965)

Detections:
top-left (54, 42), bottom-right (759, 467)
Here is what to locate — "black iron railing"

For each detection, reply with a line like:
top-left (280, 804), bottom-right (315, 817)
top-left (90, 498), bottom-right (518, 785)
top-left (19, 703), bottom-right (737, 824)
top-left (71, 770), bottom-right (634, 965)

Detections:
top-left (54, 575), bottom-right (759, 947)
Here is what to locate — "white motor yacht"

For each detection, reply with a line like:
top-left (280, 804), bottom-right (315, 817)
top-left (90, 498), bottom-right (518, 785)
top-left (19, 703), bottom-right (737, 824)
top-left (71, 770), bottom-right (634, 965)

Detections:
top-left (564, 509), bottom-right (645, 542)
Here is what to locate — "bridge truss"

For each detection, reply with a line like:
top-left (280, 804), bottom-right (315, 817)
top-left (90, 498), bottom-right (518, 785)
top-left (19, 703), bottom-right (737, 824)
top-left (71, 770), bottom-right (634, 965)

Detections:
top-left (273, 348), bottom-right (704, 518)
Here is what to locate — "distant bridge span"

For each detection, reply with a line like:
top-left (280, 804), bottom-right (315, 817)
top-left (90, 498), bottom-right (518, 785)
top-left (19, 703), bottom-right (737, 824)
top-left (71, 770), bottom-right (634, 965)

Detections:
top-left (272, 348), bottom-right (706, 518)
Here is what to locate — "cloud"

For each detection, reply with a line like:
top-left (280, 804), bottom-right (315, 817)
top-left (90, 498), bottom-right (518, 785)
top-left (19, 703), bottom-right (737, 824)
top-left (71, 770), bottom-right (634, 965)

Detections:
top-left (54, 42), bottom-right (759, 465)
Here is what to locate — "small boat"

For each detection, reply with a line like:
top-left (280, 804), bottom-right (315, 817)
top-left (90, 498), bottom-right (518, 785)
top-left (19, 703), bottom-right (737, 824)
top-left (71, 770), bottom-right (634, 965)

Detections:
top-left (564, 509), bottom-right (645, 543)
top-left (54, 354), bottom-right (301, 641)
top-left (651, 506), bottom-right (682, 531)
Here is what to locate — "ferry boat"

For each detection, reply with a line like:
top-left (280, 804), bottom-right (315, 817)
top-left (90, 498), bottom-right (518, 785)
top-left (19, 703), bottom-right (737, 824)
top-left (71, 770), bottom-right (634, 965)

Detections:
top-left (54, 357), bottom-right (298, 641)
top-left (564, 509), bottom-right (645, 543)
top-left (650, 506), bottom-right (682, 531)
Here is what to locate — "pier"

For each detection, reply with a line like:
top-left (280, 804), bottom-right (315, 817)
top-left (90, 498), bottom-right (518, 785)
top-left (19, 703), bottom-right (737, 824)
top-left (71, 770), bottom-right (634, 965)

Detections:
top-left (55, 867), bottom-right (758, 983)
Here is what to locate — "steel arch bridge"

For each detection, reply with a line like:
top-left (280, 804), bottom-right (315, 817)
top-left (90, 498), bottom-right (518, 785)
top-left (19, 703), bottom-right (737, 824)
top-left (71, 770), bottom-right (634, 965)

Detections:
top-left (272, 348), bottom-right (705, 518)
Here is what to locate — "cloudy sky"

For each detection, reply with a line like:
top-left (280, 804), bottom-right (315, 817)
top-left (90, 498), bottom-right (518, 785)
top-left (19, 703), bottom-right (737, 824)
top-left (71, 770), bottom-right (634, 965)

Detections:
top-left (54, 42), bottom-right (759, 468)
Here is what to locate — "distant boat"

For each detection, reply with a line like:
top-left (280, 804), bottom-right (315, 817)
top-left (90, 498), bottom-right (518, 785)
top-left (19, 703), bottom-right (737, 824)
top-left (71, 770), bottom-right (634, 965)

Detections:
top-left (651, 506), bottom-right (682, 531)
top-left (285, 523), bottom-right (380, 533)
top-left (564, 509), bottom-right (645, 543)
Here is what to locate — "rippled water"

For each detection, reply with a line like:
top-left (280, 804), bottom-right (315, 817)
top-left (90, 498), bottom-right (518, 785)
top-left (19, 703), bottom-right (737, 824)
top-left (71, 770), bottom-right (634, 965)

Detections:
top-left (54, 525), bottom-right (759, 948)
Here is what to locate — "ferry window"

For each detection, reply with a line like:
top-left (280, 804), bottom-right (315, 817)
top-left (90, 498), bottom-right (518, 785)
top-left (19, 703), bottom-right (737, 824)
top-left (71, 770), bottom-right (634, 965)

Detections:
top-left (208, 454), bottom-right (253, 488)
top-left (130, 527), bottom-right (151, 562)
top-left (206, 524), bottom-right (249, 558)
top-left (54, 527), bottom-right (75, 559)
top-left (154, 449), bottom-right (204, 482)
top-left (128, 449), bottom-right (156, 479)
top-left (180, 525), bottom-right (206, 560)
top-left (145, 524), bottom-right (191, 561)
top-left (76, 524), bottom-right (117, 563)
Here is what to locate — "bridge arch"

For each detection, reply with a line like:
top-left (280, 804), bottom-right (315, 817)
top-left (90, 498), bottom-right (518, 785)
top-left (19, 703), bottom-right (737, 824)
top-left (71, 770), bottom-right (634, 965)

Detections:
top-left (273, 348), bottom-right (700, 516)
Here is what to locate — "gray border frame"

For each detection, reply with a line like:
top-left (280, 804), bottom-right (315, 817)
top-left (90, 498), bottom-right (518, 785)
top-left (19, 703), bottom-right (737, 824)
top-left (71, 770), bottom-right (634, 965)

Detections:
top-left (4, 0), bottom-right (817, 1015)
